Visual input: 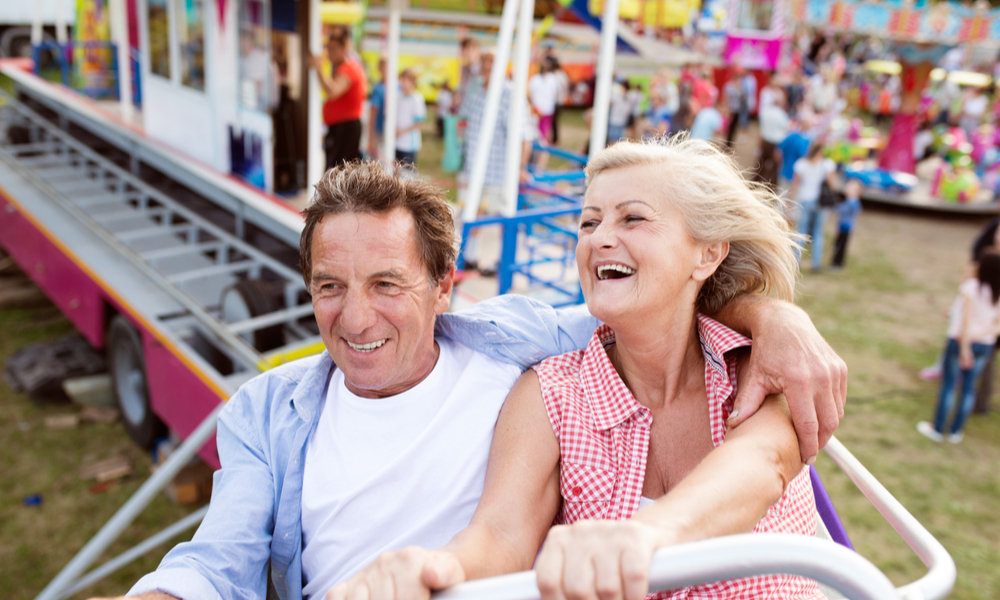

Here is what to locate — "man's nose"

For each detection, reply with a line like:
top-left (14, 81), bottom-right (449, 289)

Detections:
top-left (340, 289), bottom-right (377, 334)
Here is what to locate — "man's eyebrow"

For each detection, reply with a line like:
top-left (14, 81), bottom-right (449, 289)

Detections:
top-left (311, 271), bottom-right (337, 282)
top-left (370, 269), bottom-right (408, 282)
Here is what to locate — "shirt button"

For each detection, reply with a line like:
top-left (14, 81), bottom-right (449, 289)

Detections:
top-left (572, 486), bottom-right (583, 496)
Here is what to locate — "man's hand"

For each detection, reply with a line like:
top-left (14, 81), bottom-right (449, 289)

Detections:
top-left (726, 301), bottom-right (847, 465)
top-left (327, 547), bottom-right (466, 600)
top-left (86, 593), bottom-right (179, 600)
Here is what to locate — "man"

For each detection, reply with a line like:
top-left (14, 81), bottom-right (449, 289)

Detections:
top-left (453, 37), bottom-right (481, 110)
top-left (458, 52), bottom-right (532, 271)
top-left (778, 116), bottom-right (811, 196)
top-left (689, 97), bottom-right (726, 144)
top-left (757, 90), bottom-right (791, 191)
top-left (723, 66), bottom-right (748, 148)
top-left (310, 30), bottom-right (367, 169)
top-left (94, 163), bottom-right (847, 600)
top-left (366, 57), bottom-right (387, 160)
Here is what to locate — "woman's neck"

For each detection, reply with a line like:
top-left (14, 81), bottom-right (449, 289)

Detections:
top-left (606, 307), bottom-right (703, 412)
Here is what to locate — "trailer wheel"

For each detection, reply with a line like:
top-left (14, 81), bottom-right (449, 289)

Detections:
top-left (108, 316), bottom-right (165, 449)
top-left (220, 279), bottom-right (284, 352)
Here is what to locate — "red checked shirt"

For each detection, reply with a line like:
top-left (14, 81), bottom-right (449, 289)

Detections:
top-left (533, 315), bottom-right (822, 600)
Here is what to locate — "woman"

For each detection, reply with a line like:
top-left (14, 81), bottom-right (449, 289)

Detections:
top-left (331, 138), bottom-right (819, 600)
top-left (918, 252), bottom-right (1000, 443)
top-left (789, 142), bottom-right (837, 273)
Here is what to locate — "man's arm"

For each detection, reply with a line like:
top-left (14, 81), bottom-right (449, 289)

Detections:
top-left (89, 389), bottom-right (278, 600)
top-left (709, 295), bottom-right (848, 464)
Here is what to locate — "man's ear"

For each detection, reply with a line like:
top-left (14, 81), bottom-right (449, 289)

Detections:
top-left (434, 264), bottom-right (457, 315)
top-left (692, 241), bottom-right (729, 282)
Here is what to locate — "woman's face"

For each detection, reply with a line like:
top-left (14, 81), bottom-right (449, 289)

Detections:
top-left (577, 165), bottom-right (722, 326)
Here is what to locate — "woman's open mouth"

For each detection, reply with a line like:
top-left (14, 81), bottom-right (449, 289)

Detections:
top-left (596, 264), bottom-right (636, 280)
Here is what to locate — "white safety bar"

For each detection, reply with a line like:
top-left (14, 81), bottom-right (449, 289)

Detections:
top-left (432, 436), bottom-right (954, 600)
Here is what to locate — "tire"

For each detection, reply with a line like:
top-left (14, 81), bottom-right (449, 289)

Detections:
top-left (107, 315), bottom-right (166, 449)
top-left (220, 279), bottom-right (284, 352)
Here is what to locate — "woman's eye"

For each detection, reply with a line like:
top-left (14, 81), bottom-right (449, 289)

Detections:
top-left (580, 219), bottom-right (599, 230)
top-left (625, 214), bottom-right (646, 223)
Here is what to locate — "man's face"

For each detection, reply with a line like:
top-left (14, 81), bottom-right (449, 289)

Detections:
top-left (309, 209), bottom-right (454, 398)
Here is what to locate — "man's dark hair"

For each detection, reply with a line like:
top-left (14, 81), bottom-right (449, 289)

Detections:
top-left (299, 161), bottom-right (459, 289)
top-left (460, 37), bottom-right (479, 50)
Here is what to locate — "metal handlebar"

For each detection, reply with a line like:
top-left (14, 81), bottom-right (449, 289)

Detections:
top-left (435, 535), bottom-right (896, 600)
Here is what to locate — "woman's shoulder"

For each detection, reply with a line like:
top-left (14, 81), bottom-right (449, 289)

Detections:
top-left (533, 349), bottom-right (587, 384)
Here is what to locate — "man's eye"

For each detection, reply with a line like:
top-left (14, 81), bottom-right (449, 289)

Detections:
top-left (377, 281), bottom-right (396, 289)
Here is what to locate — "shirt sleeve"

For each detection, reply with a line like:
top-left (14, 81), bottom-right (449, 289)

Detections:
top-left (415, 95), bottom-right (427, 122)
top-left (128, 390), bottom-right (276, 600)
top-left (435, 295), bottom-right (600, 369)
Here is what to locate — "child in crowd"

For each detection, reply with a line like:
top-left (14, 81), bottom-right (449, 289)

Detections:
top-left (918, 252), bottom-right (1000, 443)
top-left (830, 177), bottom-right (862, 269)
top-left (436, 81), bottom-right (453, 138)
top-left (395, 69), bottom-right (426, 170)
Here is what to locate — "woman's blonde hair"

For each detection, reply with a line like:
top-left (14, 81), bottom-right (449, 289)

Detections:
top-left (585, 136), bottom-right (800, 313)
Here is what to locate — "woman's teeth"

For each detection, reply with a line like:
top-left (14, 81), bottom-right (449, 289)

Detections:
top-left (347, 339), bottom-right (387, 352)
top-left (597, 264), bottom-right (636, 280)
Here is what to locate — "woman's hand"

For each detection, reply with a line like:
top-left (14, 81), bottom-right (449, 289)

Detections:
top-left (536, 521), bottom-right (663, 600)
top-left (959, 346), bottom-right (974, 370)
top-left (309, 53), bottom-right (324, 72)
top-left (326, 547), bottom-right (466, 600)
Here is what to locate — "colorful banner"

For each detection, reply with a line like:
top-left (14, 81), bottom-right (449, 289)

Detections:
top-left (788, 0), bottom-right (1000, 44)
top-left (725, 35), bottom-right (782, 70)
top-left (74, 0), bottom-right (118, 99)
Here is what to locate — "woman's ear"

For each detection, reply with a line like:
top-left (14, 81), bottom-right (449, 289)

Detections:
top-left (692, 241), bottom-right (730, 282)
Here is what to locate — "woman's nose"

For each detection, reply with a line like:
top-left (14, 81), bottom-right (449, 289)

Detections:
top-left (590, 221), bottom-right (618, 249)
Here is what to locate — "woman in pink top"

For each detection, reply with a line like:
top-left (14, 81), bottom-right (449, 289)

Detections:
top-left (918, 252), bottom-right (1000, 444)
top-left (331, 139), bottom-right (820, 600)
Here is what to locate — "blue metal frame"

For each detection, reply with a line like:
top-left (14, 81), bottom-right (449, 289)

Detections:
top-left (458, 192), bottom-right (584, 307)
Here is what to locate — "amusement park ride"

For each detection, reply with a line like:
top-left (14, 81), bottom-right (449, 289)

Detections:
top-left (0, 0), bottom-right (993, 597)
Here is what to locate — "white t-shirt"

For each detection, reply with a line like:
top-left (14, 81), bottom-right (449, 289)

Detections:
top-left (437, 89), bottom-right (453, 116)
top-left (396, 91), bottom-right (427, 152)
top-left (300, 338), bottom-right (521, 599)
top-left (759, 104), bottom-right (790, 144)
top-left (947, 278), bottom-right (1000, 345)
top-left (529, 72), bottom-right (560, 116)
top-left (609, 87), bottom-right (633, 127)
top-left (964, 94), bottom-right (988, 119)
top-left (793, 157), bottom-right (836, 203)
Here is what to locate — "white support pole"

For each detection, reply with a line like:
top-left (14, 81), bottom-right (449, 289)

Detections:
top-left (383, 0), bottom-right (403, 168)
top-left (34, 405), bottom-right (224, 600)
top-left (32, 0), bottom-right (44, 45)
top-left (588, 0), bottom-right (621, 162)
top-left (502, 0), bottom-right (535, 217)
top-left (55, 0), bottom-right (69, 44)
top-left (109, 0), bottom-right (134, 123)
top-left (461, 0), bottom-right (520, 223)
top-left (307, 0), bottom-right (325, 187)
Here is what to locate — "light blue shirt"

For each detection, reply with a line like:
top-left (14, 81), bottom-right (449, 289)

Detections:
top-left (689, 107), bottom-right (723, 141)
top-left (129, 294), bottom-right (599, 600)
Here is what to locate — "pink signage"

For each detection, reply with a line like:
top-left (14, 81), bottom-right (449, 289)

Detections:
top-left (725, 36), bottom-right (782, 71)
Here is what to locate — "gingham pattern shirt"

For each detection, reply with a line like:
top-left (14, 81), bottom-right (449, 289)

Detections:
top-left (459, 77), bottom-right (510, 186)
top-left (533, 315), bottom-right (822, 600)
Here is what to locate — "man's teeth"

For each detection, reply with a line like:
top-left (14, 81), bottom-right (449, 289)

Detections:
top-left (347, 339), bottom-right (387, 352)
top-left (597, 264), bottom-right (636, 280)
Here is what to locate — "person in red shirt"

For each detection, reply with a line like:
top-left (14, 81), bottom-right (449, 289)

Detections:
top-left (310, 30), bottom-right (367, 169)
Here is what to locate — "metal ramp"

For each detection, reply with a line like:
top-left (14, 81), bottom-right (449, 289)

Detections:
top-left (0, 88), bottom-right (320, 380)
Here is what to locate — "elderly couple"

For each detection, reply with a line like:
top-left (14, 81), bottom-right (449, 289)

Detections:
top-left (95, 137), bottom-right (847, 600)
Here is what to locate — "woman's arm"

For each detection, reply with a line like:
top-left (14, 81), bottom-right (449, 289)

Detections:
top-left (959, 294), bottom-right (974, 369)
top-left (536, 395), bottom-right (802, 600)
top-left (310, 54), bottom-right (352, 100)
top-left (326, 370), bottom-right (562, 600)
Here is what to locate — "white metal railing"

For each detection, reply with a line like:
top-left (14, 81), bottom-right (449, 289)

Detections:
top-left (34, 426), bottom-right (955, 600)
